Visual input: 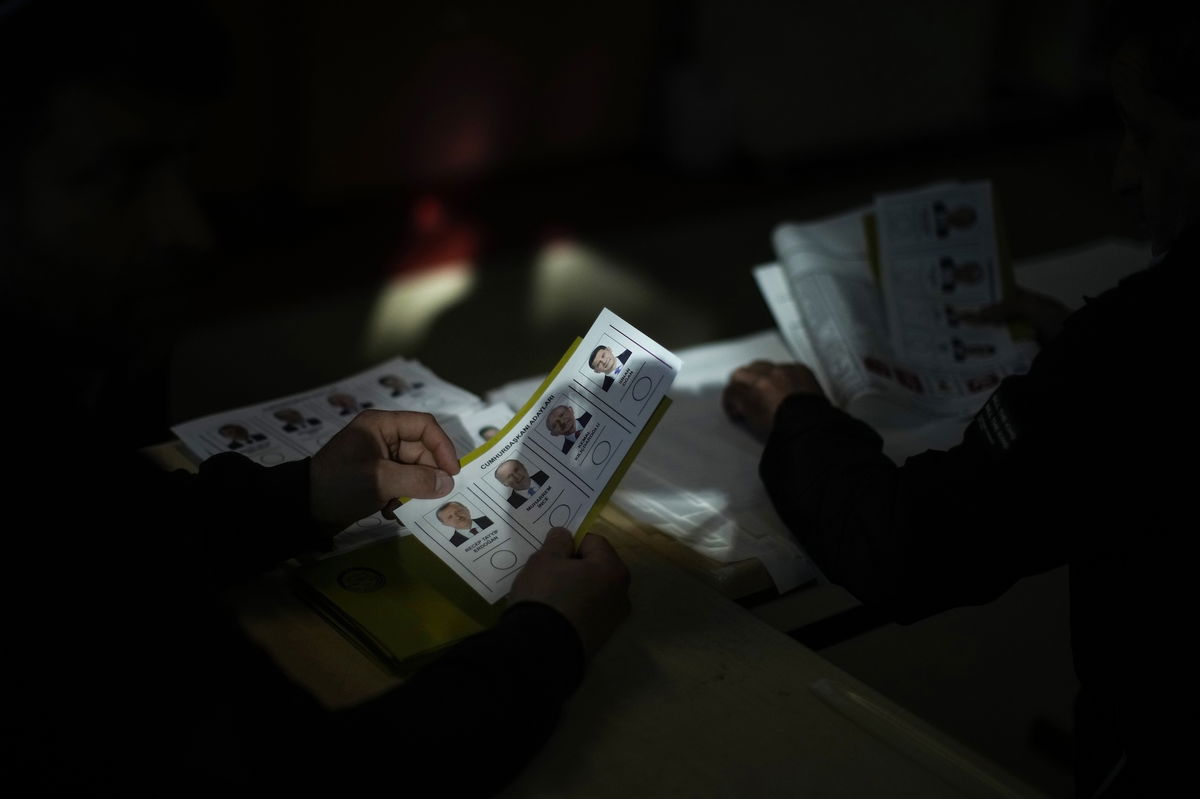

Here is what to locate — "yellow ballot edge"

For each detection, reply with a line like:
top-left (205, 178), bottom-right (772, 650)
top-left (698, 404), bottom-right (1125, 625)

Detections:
top-left (862, 211), bottom-right (882, 285)
top-left (288, 534), bottom-right (502, 680)
top-left (391, 339), bottom-right (583, 505)
top-left (459, 337), bottom-right (584, 469)
top-left (455, 334), bottom-right (675, 548)
top-left (572, 394), bottom-right (672, 547)
top-left (992, 201), bottom-right (1035, 343)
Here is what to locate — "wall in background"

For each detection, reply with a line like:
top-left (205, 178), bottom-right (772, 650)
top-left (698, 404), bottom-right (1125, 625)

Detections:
top-left (195, 0), bottom-right (1114, 204)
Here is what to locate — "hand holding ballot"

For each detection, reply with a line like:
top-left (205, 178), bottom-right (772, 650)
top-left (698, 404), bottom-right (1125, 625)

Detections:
top-left (956, 287), bottom-right (1072, 347)
top-left (394, 308), bottom-right (681, 604)
top-left (308, 409), bottom-right (459, 530)
top-left (508, 528), bottom-right (632, 660)
top-left (723, 361), bottom-right (826, 439)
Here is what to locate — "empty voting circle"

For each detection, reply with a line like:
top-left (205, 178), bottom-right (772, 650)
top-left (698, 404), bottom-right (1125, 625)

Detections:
top-left (550, 504), bottom-right (571, 527)
top-left (337, 567), bottom-right (386, 593)
top-left (590, 440), bottom-right (611, 464)
top-left (356, 515), bottom-right (382, 528)
top-left (258, 452), bottom-right (284, 465)
top-left (632, 376), bottom-right (652, 401)
top-left (490, 550), bottom-right (517, 570)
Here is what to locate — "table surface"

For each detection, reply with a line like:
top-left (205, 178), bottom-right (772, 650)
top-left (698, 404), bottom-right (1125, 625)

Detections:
top-left (145, 237), bottom-right (1152, 798)
top-left (207, 500), bottom-right (1049, 798)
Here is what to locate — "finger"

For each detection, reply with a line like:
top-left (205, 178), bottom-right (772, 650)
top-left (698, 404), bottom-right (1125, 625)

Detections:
top-left (379, 461), bottom-right (454, 500)
top-left (577, 532), bottom-right (619, 562)
top-left (578, 534), bottom-right (631, 586)
top-left (381, 498), bottom-right (401, 520)
top-left (729, 364), bottom-right (764, 387)
top-left (734, 362), bottom-right (773, 381)
top-left (957, 305), bottom-right (1007, 324)
top-left (1011, 287), bottom-right (1058, 304)
top-left (397, 438), bottom-right (450, 469)
top-left (384, 412), bottom-right (460, 474)
top-left (721, 382), bottom-right (747, 419)
top-left (539, 527), bottom-right (575, 558)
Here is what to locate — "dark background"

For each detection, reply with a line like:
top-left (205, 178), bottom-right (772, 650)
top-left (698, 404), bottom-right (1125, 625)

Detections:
top-left (145, 0), bottom-right (1136, 420)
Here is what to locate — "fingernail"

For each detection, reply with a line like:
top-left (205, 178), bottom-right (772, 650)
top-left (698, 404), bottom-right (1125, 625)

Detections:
top-left (434, 470), bottom-right (454, 495)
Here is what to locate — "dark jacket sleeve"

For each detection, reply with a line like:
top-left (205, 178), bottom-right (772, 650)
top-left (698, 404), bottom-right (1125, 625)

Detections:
top-left (322, 601), bottom-right (586, 796)
top-left (760, 390), bottom-right (1065, 623)
top-left (124, 450), bottom-right (335, 585)
top-left (149, 451), bottom-right (587, 794)
top-left (759, 247), bottom-right (1196, 625)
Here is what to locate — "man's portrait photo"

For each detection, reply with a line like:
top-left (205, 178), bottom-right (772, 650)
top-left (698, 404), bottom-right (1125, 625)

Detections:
top-left (378, 374), bottom-right (410, 397)
top-left (328, 392), bottom-right (374, 416)
top-left (435, 501), bottom-right (493, 547)
top-left (379, 373), bottom-right (424, 397)
top-left (218, 423), bottom-right (266, 451)
top-left (479, 425), bottom-right (500, 443)
top-left (273, 407), bottom-right (321, 433)
top-left (545, 404), bottom-right (592, 454)
top-left (932, 201), bottom-right (978, 238)
top-left (495, 459), bottom-right (549, 508)
top-left (589, 345), bottom-right (632, 391)
top-left (938, 257), bottom-right (984, 293)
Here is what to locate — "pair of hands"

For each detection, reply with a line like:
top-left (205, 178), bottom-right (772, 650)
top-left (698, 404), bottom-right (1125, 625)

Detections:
top-left (309, 410), bottom-right (630, 658)
top-left (723, 289), bottom-right (1071, 438)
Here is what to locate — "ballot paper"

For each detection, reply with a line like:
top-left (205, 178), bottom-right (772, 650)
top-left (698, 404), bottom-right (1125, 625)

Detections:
top-left (171, 355), bottom-right (500, 554)
top-left (393, 308), bottom-right (681, 604)
top-left (172, 356), bottom-right (485, 462)
top-left (439, 401), bottom-right (521, 459)
top-left (875, 180), bottom-right (1018, 370)
top-left (760, 180), bottom-right (1036, 418)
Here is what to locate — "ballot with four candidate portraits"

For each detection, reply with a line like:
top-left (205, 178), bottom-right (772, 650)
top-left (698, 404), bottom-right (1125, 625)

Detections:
top-left (178, 309), bottom-right (680, 675)
top-left (393, 308), bottom-right (680, 605)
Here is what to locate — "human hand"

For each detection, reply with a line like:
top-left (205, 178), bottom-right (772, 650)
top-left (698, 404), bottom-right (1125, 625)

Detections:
top-left (309, 409), bottom-right (459, 529)
top-left (957, 289), bottom-right (1071, 345)
top-left (722, 360), bottom-right (825, 439)
top-left (508, 528), bottom-right (631, 659)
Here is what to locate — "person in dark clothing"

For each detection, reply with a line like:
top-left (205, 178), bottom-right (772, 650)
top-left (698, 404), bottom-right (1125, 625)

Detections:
top-left (10, 402), bottom-right (630, 796)
top-left (2, 1), bottom-right (630, 794)
top-left (722, 6), bottom-right (1200, 798)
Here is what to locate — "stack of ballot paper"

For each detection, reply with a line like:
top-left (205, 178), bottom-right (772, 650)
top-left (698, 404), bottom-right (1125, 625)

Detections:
top-left (757, 180), bottom-right (1039, 419)
top-left (486, 333), bottom-right (825, 598)
top-left (172, 353), bottom-right (513, 554)
top-left (173, 309), bottom-right (680, 675)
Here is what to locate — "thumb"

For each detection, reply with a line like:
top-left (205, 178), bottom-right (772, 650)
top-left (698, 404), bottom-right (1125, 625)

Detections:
top-left (380, 461), bottom-right (454, 501)
top-left (539, 527), bottom-right (575, 558)
top-left (958, 302), bottom-right (1011, 324)
top-left (577, 532), bottom-right (619, 564)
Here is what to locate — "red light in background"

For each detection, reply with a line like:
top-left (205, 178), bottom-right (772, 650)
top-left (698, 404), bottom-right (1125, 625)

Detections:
top-left (413, 194), bottom-right (447, 235)
top-left (385, 194), bottom-right (479, 279)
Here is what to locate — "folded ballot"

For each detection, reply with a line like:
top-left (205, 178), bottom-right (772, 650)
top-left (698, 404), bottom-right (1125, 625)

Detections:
top-left (757, 180), bottom-right (1038, 418)
top-left (174, 308), bottom-right (679, 674)
top-left (391, 307), bottom-right (680, 604)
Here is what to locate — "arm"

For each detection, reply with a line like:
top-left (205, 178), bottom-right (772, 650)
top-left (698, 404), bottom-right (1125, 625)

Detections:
top-left (725, 362), bottom-right (1065, 623)
top-left (328, 602), bottom-right (584, 795)
top-left (326, 529), bottom-right (630, 795)
top-left (957, 288), bottom-right (1072, 347)
top-left (151, 410), bottom-right (460, 584)
top-left (761, 393), bottom-right (1063, 621)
